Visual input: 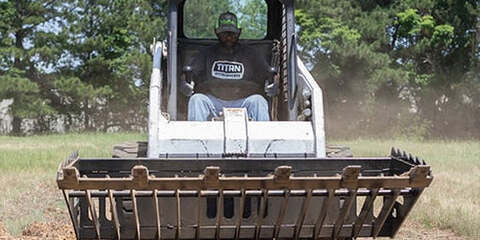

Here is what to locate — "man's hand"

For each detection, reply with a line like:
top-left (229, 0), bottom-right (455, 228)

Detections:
top-left (180, 80), bottom-right (195, 97)
top-left (265, 80), bottom-right (279, 97)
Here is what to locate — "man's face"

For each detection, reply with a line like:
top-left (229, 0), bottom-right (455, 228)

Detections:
top-left (218, 32), bottom-right (239, 48)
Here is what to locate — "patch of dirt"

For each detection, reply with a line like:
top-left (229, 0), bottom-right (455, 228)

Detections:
top-left (0, 214), bottom-right (467, 240)
top-left (20, 222), bottom-right (75, 240)
top-left (0, 221), bottom-right (11, 239)
top-left (0, 221), bottom-right (74, 240)
top-left (394, 220), bottom-right (466, 240)
top-left (3, 219), bottom-right (468, 240)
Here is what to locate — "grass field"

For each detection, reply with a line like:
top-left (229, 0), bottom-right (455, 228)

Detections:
top-left (335, 138), bottom-right (480, 239)
top-left (0, 133), bottom-right (478, 239)
top-left (0, 132), bottom-right (146, 236)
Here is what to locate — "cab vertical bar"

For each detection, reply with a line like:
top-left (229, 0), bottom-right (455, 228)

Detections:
top-left (166, 0), bottom-right (178, 119)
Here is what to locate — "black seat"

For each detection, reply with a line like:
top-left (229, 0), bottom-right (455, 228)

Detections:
top-left (177, 39), bottom-right (275, 120)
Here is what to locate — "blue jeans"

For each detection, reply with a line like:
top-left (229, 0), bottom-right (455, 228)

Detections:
top-left (188, 93), bottom-right (270, 121)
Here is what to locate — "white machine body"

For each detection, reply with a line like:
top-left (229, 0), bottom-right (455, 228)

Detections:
top-left (147, 42), bottom-right (326, 158)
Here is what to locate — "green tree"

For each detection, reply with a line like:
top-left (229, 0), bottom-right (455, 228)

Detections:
top-left (58, 0), bottom-right (167, 131)
top-left (183, 0), bottom-right (267, 39)
top-left (0, 0), bottom-right (60, 134)
top-left (183, 0), bottom-right (232, 39)
top-left (390, 1), bottom-right (478, 137)
top-left (296, 0), bottom-right (479, 138)
top-left (235, 0), bottom-right (268, 39)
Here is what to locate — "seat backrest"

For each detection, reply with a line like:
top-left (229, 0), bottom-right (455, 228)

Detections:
top-left (176, 39), bottom-right (274, 120)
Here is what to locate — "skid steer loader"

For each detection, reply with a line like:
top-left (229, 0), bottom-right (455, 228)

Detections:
top-left (56, 1), bottom-right (433, 239)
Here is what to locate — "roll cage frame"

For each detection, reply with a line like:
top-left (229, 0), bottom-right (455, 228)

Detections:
top-left (164, 0), bottom-right (297, 120)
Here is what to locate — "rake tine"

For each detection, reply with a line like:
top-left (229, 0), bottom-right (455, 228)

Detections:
top-left (293, 189), bottom-right (312, 240)
top-left (391, 189), bottom-right (425, 237)
top-left (313, 189), bottom-right (334, 240)
top-left (393, 148), bottom-right (400, 157)
top-left (107, 190), bottom-right (121, 240)
top-left (408, 153), bottom-right (414, 163)
top-left (333, 189), bottom-right (357, 239)
top-left (195, 190), bottom-right (202, 240)
top-left (131, 190), bottom-right (141, 240)
top-left (153, 189), bottom-right (161, 240)
top-left (62, 190), bottom-right (80, 239)
top-left (215, 189), bottom-right (224, 240)
top-left (390, 147), bottom-right (396, 156)
top-left (331, 166), bottom-right (360, 238)
top-left (373, 189), bottom-right (401, 238)
top-left (414, 157), bottom-right (421, 165)
top-left (255, 189), bottom-right (268, 240)
top-left (353, 188), bottom-right (379, 238)
top-left (176, 189), bottom-right (181, 240)
top-left (273, 189), bottom-right (290, 239)
top-left (234, 189), bottom-right (246, 240)
top-left (85, 190), bottom-right (101, 240)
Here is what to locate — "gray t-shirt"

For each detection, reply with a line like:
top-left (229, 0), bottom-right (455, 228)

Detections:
top-left (189, 43), bottom-right (270, 100)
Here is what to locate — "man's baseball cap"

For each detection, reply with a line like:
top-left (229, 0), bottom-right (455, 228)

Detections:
top-left (215, 12), bottom-right (241, 34)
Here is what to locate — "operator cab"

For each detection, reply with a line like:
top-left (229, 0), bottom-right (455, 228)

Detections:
top-left (164, 0), bottom-right (299, 121)
top-left (150, 0), bottom-right (326, 158)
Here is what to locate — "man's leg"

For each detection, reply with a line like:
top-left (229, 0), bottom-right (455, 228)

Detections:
top-left (188, 93), bottom-right (218, 121)
top-left (240, 94), bottom-right (270, 121)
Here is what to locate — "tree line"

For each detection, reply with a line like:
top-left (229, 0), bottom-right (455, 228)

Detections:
top-left (297, 0), bottom-right (479, 139)
top-left (0, 0), bottom-right (166, 134)
top-left (0, 0), bottom-right (479, 139)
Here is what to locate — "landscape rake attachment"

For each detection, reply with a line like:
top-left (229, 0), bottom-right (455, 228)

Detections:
top-left (57, 148), bottom-right (432, 240)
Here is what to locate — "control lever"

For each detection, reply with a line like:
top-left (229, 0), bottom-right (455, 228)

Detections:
top-left (265, 66), bottom-right (279, 97)
top-left (181, 65), bottom-right (194, 96)
top-left (183, 65), bottom-right (193, 83)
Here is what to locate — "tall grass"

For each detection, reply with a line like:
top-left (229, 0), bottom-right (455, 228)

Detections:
top-left (0, 132), bottom-right (145, 235)
top-left (0, 132), bottom-right (146, 172)
top-left (332, 138), bottom-right (480, 239)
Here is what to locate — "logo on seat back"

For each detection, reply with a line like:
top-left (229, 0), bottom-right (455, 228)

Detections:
top-left (211, 61), bottom-right (244, 80)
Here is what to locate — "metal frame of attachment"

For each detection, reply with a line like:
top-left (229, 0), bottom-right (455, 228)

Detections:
top-left (57, 148), bottom-right (432, 239)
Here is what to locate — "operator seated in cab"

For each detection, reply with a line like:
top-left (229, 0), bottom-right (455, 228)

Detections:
top-left (181, 12), bottom-right (277, 121)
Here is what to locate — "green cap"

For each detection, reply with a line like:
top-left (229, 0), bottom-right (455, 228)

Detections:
top-left (215, 11), bottom-right (241, 34)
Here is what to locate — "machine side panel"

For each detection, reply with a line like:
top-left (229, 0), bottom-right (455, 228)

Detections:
top-left (297, 58), bottom-right (326, 157)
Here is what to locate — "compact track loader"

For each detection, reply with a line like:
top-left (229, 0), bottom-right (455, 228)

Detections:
top-left (57, 1), bottom-right (433, 239)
